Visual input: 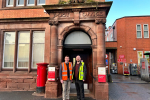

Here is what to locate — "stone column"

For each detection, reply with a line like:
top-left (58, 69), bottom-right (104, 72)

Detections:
top-left (49, 20), bottom-right (58, 66)
top-left (95, 18), bottom-right (109, 100)
top-left (45, 20), bottom-right (61, 98)
top-left (96, 18), bottom-right (106, 66)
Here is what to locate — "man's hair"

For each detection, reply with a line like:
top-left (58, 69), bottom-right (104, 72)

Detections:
top-left (65, 55), bottom-right (69, 58)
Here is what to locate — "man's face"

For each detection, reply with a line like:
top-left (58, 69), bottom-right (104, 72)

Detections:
top-left (65, 56), bottom-right (69, 63)
top-left (76, 56), bottom-right (81, 62)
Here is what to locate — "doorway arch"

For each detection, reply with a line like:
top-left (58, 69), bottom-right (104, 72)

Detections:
top-left (62, 30), bottom-right (94, 93)
top-left (58, 25), bottom-right (97, 46)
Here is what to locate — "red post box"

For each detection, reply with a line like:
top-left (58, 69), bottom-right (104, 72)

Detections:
top-left (36, 63), bottom-right (49, 93)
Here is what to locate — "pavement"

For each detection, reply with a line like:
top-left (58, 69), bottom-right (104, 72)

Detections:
top-left (0, 74), bottom-right (150, 100)
top-left (109, 74), bottom-right (150, 100)
top-left (0, 91), bottom-right (95, 100)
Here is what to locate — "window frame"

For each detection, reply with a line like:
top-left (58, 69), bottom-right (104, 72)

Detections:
top-left (16, 0), bottom-right (24, 6)
top-left (31, 31), bottom-right (45, 69)
top-left (6, 0), bottom-right (14, 7)
top-left (143, 24), bottom-right (149, 38)
top-left (17, 31), bottom-right (30, 69)
top-left (136, 24), bottom-right (142, 38)
top-left (1, 29), bottom-right (45, 71)
top-left (37, 0), bottom-right (45, 5)
top-left (2, 32), bottom-right (16, 69)
top-left (27, 0), bottom-right (35, 6)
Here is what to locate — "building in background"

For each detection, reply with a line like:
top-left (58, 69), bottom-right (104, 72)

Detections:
top-left (0, 0), bottom-right (112, 99)
top-left (105, 16), bottom-right (150, 74)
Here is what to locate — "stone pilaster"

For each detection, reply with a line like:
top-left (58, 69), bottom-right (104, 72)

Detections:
top-left (94, 18), bottom-right (108, 100)
top-left (96, 18), bottom-right (106, 66)
top-left (49, 20), bottom-right (58, 66)
top-left (45, 20), bottom-right (61, 99)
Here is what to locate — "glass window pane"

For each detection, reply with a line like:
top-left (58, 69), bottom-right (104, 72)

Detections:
top-left (137, 25), bottom-right (141, 30)
top-left (4, 44), bottom-right (15, 68)
top-left (3, 32), bottom-right (15, 68)
top-left (39, 0), bottom-right (45, 4)
top-left (18, 32), bottom-right (30, 68)
top-left (18, 0), bottom-right (24, 5)
top-left (18, 44), bottom-right (29, 68)
top-left (5, 32), bottom-right (15, 44)
top-left (18, 31), bottom-right (30, 43)
top-left (32, 44), bottom-right (44, 68)
top-left (28, 0), bottom-right (34, 4)
top-left (33, 31), bottom-right (45, 43)
top-left (8, 0), bottom-right (14, 5)
top-left (137, 31), bottom-right (141, 38)
top-left (144, 31), bottom-right (148, 38)
top-left (144, 25), bottom-right (148, 30)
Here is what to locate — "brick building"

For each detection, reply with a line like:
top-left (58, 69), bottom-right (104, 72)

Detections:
top-left (0, 0), bottom-right (112, 99)
top-left (105, 16), bottom-right (150, 74)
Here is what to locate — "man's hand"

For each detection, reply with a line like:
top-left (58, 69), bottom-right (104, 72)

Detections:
top-left (61, 80), bottom-right (63, 84)
top-left (83, 80), bottom-right (85, 82)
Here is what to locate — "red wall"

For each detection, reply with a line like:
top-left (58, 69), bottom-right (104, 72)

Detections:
top-left (116, 16), bottom-right (150, 74)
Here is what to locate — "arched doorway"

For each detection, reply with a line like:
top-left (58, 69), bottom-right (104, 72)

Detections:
top-left (63, 31), bottom-right (93, 94)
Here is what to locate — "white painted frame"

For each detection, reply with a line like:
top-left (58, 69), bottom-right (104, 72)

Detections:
top-left (16, 0), bottom-right (24, 6)
top-left (37, 0), bottom-right (45, 5)
top-left (27, 0), bottom-right (35, 6)
top-left (136, 24), bottom-right (142, 38)
top-left (6, 0), bottom-right (14, 7)
top-left (143, 24), bottom-right (149, 38)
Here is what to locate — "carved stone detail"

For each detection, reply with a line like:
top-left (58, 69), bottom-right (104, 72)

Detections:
top-left (95, 18), bottom-right (106, 24)
top-left (74, 20), bottom-right (80, 25)
top-left (80, 11), bottom-right (105, 18)
top-left (49, 20), bottom-right (59, 25)
top-left (53, 13), bottom-right (69, 18)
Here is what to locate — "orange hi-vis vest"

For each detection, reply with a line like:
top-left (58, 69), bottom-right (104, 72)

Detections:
top-left (62, 62), bottom-right (72, 81)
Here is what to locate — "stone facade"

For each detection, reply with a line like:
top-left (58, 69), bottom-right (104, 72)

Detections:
top-left (0, 0), bottom-right (112, 100)
top-left (43, 2), bottom-right (112, 100)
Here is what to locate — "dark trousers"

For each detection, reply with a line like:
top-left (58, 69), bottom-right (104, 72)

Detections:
top-left (75, 80), bottom-right (84, 100)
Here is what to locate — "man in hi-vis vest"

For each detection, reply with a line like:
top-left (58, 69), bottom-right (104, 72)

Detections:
top-left (72, 55), bottom-right (87, 100)
top-left (59, 55), bottom-right (72, 100)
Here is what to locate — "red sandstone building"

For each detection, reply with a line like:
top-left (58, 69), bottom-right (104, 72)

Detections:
top-left (0, 0), bottom-right (112, 100)
top-left (105, 16), bottom-right (150, 74)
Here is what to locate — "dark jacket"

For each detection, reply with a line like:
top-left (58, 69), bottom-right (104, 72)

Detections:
top-left (72, 61), bottom-right (87, 81)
